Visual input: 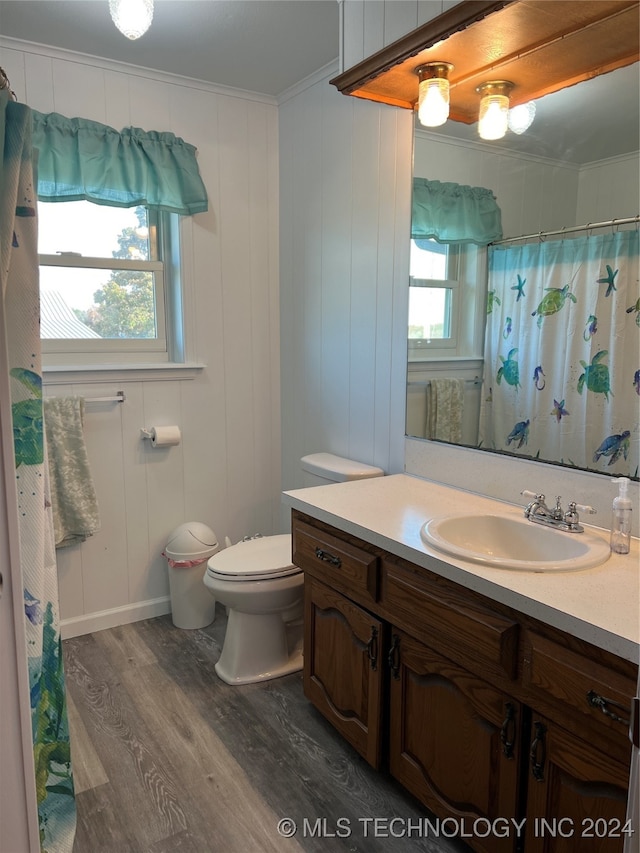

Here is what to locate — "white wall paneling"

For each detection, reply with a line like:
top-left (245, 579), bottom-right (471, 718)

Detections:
top-left (576, 152), bottom-right (640, 225)
top-left (341, 0), bottom-right (456, 72)
top-left (279, 68), bottom-right (412, 513)
top-left (1, 38), bottom-right (281, 636)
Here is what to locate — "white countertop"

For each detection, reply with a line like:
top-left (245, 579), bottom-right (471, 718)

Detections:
top-left (283, 473), bottom-right (640, 665)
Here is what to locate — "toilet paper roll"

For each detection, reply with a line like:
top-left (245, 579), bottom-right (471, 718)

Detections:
top-left (150, 425), bottom-right (181, 447)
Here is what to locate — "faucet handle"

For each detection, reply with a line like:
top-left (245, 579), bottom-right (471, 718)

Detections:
top-left (521, 490), bottom-right (543, 500)
top-left (572, 502), bottom-right (596, 515)
top-left (563, 501), bottom-right (596, 532)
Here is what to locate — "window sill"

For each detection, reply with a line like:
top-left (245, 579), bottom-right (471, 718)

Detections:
top-left (42, 362), bottom-right (206, 384)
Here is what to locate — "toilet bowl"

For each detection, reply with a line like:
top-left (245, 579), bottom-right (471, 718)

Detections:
top-left (204, 534), bottom-right (303, 684)
top-left (205, 453), bottom-right (385, 685)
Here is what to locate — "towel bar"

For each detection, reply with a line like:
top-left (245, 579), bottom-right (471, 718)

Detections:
top-left (84, 391), bottom-right (125, 403)
top-left (407, 378), bottom-right (481, 388)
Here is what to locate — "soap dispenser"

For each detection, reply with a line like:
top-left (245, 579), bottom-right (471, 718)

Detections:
top-left (610, 477), bottom-right (632, 555)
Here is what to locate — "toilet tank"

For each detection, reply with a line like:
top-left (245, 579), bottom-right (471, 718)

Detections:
top-left (300, 453), bottom-right (385, 487)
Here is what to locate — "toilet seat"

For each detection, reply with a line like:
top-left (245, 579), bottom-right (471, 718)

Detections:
top-left (206, 534), bottom-right (300, 582)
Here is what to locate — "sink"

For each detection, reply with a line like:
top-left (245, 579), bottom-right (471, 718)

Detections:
top-left (420, 513), bottom-right (611, 572)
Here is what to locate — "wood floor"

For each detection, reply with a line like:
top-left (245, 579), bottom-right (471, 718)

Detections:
top-left (63, 606), bottom-right (469, 853)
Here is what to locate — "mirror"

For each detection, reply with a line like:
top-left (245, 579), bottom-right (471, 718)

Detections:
top-left (406, 63), bottom-right (640, 479)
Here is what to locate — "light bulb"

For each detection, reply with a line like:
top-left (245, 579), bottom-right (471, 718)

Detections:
top-left (415, 63), bottom-right (453, 129)
top-left (508, 101), bottom-right (536, 134)
top-left (418, 78), bottom-right (450, 127)
top-left (109, 0), bottom-right (154, 40)
top-left (477, 81), bottom-right (513, 141)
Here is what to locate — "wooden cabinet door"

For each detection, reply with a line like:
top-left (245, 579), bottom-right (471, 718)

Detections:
top-left (388, 629), bottom-right (522, 853)
top-left (524, 715), bottom-right (630, 853)
top-left (303, 577), bottom-right (384, 768)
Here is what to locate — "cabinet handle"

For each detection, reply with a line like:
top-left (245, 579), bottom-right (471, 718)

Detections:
top-left (367, 627), bottom-right (378, 671)
top-left (387, 633), bottom-right (401, 679)
top-left (500, 702), bottom-right (516, 759)
top-left (586, 690), bottom-right (630, 726)
top-left (314, 547), bottom-right (342, 568)
top-left (530, 721), bottom-right (547, 782)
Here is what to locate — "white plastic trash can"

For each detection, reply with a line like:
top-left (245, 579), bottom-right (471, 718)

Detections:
top-left (164, 522), bottom-right (219, 629)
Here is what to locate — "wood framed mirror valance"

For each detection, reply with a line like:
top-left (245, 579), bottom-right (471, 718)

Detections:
top-left (330, 0), bottom-right (640, 119)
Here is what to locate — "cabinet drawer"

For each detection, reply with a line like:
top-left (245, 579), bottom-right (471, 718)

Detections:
top-left (292, 519), bottom-right (378, 603)
top-left (523, 631), bottom-right (636, 744)
top-left (382, 561), bottom-right (519, 680)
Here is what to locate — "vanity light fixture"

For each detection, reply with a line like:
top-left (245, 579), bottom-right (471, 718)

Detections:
top-left (416, 63), bottom-right (454, 128)
top-left (508, 101), bottom-right (537, 134)
top-left (477, 81), bottom-right (514, 140)
top-left (109, 0), bottom-right (154, 40)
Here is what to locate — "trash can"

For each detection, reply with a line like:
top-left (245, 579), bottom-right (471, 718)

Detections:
top-left (164, 522), bottom-right (219, 629)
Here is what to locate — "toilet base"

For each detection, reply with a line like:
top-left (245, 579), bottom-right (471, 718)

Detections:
top-left (214, 610), bottom-right (303, 685)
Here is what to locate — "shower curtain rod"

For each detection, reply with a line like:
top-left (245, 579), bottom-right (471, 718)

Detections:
top-left (490, 214), bottom-right (640, 246)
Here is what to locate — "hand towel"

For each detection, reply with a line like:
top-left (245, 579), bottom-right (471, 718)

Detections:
top-left (43, 396), bottom-right (100, 548)
top-left (426, 378), bottom-right (464, 443)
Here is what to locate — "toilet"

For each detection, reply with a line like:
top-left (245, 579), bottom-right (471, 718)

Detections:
top-left (204, 453), bottom-right (384, 685)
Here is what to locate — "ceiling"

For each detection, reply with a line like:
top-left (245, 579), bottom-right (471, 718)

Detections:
top-left (0, 0), bottom-right (340, 96)
top-left (0, 0), bottom-right (638, 165)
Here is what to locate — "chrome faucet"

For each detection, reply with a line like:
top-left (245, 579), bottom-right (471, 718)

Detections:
top-left (521, 490), bottom-right (596, 533)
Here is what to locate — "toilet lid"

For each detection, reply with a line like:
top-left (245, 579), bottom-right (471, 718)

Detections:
top-left (206, 534), bottom-right (300, 581)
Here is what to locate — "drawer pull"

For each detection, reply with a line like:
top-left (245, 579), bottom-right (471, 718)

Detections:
top-left (530, 721), bottom-right (547, 782)
top-left (586, 690), bottom-right (630, 726)
top-left (367, 627), bottom-right (379, 671)
top-left (500, 702), bottom-right (516, 759)
top-left (388, 633), bottom-right (401, 680)
top-left (314, 547), bottom-right (342, 568)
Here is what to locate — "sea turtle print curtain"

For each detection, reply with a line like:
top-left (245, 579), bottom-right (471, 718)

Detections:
top-left (479, 229), bottom-right (639, 476)
top-left (1, 89), bottom-right (76, 851)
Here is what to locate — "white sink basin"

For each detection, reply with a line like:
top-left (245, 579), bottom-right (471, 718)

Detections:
top-left (421, 513), bottom-right (610, 572)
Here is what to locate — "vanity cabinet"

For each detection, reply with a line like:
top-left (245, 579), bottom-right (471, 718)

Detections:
top-left (522, 714), bottom-right (629, 853)
top-left (388, 628), bottom-right (522, 853)
top-left (292, 509), bottom-right (637, 853)
top-left (304, 576), bottom-right (385, 768)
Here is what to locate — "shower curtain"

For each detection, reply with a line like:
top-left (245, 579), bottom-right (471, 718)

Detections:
top-left (1, 89), bottom-right (76, 851)
top-left (479, 229), bottom-right (639, 476)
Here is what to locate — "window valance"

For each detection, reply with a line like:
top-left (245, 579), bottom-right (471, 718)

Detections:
top-left (412, 178), bottom-right (502, 245)
top-left (31, 111), bottom-right (208, 215)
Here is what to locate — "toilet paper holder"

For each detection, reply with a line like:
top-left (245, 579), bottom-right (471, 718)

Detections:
top-left (140, 426), bottom-right (182, 447)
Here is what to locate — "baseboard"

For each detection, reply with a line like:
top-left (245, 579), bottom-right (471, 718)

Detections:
top-left (60, 596), bottom-right (171, 639)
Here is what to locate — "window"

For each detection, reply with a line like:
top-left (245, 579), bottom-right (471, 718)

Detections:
top-left (409, 238), bottom-right (459, 352)
top-left (408, 238), bottom-right (486, 360)
top-left (38, 200), bottom-right (180, 366)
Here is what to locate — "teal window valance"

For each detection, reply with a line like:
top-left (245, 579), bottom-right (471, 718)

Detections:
top-left (412, 178), bottom-right (502, 245)
top-left (31, 111), bottom-right (208, 215)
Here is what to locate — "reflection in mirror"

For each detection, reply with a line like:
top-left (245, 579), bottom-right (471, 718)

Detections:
top-left (406, 64), bottom-right (640, 480)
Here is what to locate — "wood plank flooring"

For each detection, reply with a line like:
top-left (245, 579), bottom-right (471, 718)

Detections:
top-left (63, 607), bottom-right (469, 853)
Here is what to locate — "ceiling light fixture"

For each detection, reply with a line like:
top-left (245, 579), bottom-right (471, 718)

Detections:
top-left (477, 81), bottom-right (513, 141)
top-left (415, 63), bottom-right (453, 128)
top-left (109, 0), bottom-right (154, 40)
top-left (508, 101), bottom-right (537, 134)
